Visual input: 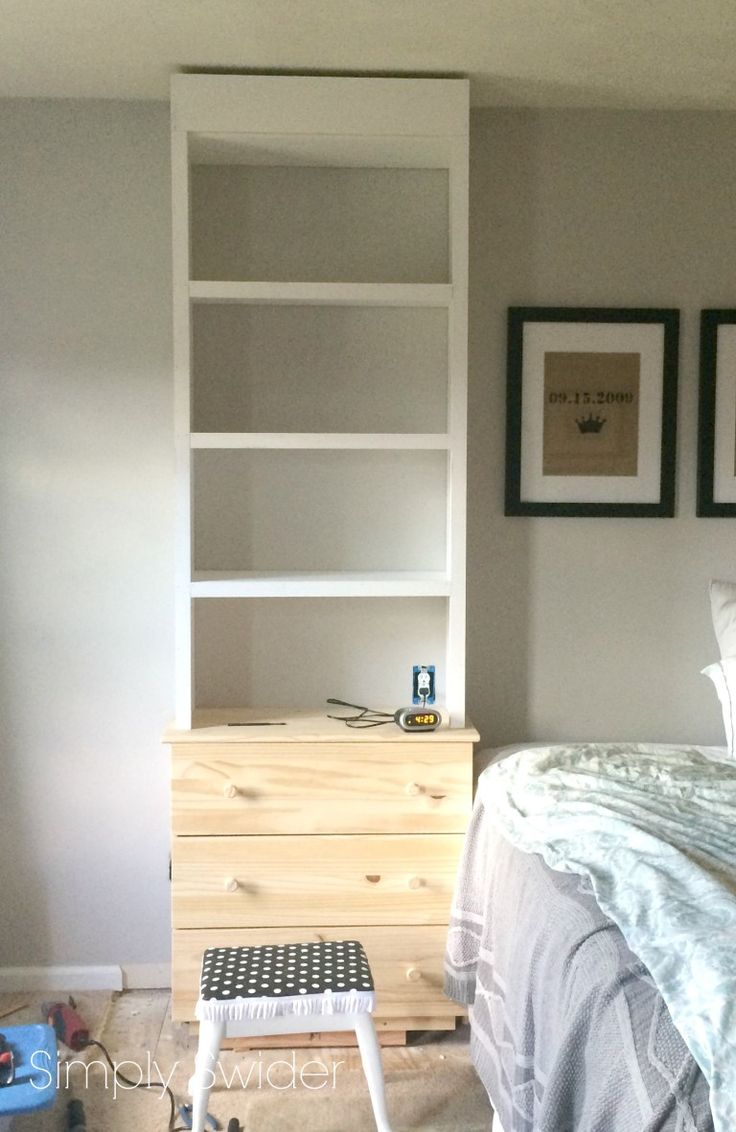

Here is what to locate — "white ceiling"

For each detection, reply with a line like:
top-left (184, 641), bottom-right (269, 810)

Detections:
top-left (2, 0), bottom-right (736, 109)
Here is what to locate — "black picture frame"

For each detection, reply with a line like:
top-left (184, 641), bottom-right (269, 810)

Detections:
top-left (697, 310), bottom-right (736, 517)
top-left (505, 307), bottom-right (679, 517)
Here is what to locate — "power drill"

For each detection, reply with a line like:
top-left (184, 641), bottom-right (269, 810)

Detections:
top-left (43, 1000), bottom-right (89, 1052)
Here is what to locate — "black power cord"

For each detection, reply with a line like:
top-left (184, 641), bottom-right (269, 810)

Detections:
top-left (326, 697), bottom-right (395, 728)
top-left (80, 1038), bottom-right (187, 1131)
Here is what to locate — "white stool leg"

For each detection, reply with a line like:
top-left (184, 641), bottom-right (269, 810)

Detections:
top-left (354, 1013), bottom-right (393, 1132)
top-left (189, 1019), bottom-right (225, 1132)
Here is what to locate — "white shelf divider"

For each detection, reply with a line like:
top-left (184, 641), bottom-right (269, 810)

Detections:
top-left (189, 281), bottom-right (453, 307)
top-left (191, 432), bottom-right (450, 450)
top-left (190, 572), bottom-right (452, 599)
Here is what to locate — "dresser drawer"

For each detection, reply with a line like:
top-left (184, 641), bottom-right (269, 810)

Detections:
top-left (171, 833), bottom-right (463, 929)
top-left (172, 925), bottom-right (457, 1022)
top-left (170, 742), bottom-right (472, 836)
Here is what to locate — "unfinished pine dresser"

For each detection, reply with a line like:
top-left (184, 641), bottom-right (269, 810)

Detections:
top-left (167, 709), bottom-right (478, 1037)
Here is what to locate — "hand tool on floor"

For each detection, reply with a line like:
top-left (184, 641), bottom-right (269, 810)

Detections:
top-left (43, 999), bottom-right (89, 1052)
top-left (38, 996), bottom-right (191, 1131)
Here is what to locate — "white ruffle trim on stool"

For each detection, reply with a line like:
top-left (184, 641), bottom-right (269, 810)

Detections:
top-left (196, 987), bottom-right (376, 1023)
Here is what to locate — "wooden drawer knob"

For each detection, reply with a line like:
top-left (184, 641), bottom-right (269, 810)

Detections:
top-left (223, 783), bottom-right (239, 799)
top-left (224, 877), bottom-right (240, 893)
top-left (407, 875), bottom-right (423, 890)
top-left (405, 782), bottom-right (422, 796)
top-left (406, 966), bottom-right (422, 982)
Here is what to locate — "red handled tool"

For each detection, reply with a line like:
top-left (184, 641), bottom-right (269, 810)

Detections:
top-left (43, 999), bottom-right (90, 1052)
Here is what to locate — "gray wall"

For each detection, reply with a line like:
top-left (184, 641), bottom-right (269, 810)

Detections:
top-left (467, 109), bottom-right (735, 750)
top-left (0, 100), bottom-right (174, 968)
top-left (0, 100), bottom-right (733, 969)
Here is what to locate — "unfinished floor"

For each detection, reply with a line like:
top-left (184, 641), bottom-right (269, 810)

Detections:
top-left (0, 990), bottom-right (493, 1131)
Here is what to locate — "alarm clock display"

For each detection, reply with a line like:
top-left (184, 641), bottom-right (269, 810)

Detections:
top-left (394, 707), bottom-right (442, 732)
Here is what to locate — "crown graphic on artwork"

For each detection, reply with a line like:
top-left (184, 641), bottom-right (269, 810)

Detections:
top-left (576, 413), bottom-right (606, 434)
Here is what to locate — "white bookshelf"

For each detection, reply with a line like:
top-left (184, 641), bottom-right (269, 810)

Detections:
top-left (171, 74), bottom-right (469, 727)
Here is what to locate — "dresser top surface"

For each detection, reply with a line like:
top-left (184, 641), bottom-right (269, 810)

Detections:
top-left (164, 707), bottom-right (479, 744)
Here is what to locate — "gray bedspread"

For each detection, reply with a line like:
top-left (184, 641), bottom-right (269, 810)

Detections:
top-left (444, 792), bottom-right (713, 1132)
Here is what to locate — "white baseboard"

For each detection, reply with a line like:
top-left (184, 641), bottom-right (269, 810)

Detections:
top-left (0, 965), bottom-right (123, 992)
top-left (121, 962), bottom-right (171, 989)
top-left (0, 963), bottom-right (172, 994)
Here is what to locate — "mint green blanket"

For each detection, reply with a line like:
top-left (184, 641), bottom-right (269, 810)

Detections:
top-left (480, 743), bottom-right (736, 1132)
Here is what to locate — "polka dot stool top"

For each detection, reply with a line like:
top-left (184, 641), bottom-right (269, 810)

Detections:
top-left (195, 940), bottom-right (376, 1022)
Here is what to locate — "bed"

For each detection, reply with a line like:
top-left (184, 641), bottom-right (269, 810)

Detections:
top-left (444, 741), bottom-right (736, 1132)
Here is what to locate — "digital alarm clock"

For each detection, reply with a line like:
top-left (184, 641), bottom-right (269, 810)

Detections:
top-left (393, 707), bottom-right (442, 732)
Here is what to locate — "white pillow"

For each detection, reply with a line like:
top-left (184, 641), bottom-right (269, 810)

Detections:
top-left (709, 578), bottom-right (736, 659)
top-left (702, 658), bottom-right (736, 757)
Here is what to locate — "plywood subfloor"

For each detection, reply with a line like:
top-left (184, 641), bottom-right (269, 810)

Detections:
top-left (0, 990), bottom-right (493, 1131)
